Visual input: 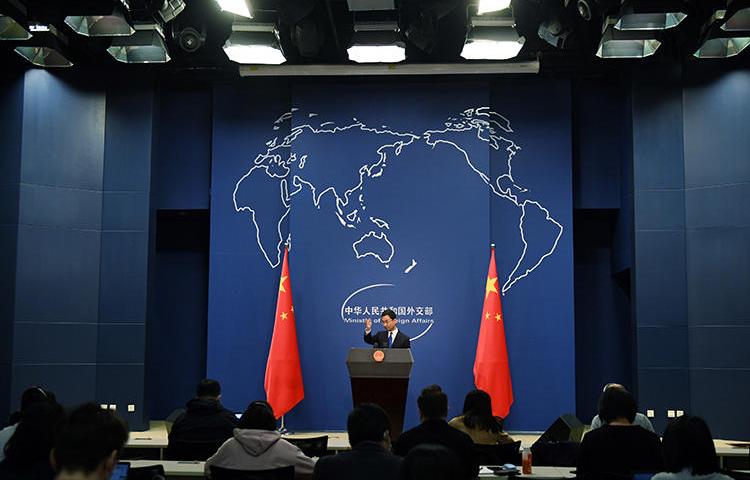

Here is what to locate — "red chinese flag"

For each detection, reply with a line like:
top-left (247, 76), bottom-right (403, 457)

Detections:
top-left (264, 247), bottom-right (304, 418)
top-left (473, 246), bottom-right (514, 418)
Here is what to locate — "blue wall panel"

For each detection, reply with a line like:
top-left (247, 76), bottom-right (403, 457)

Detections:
top-left (689, 369), bottom-right (750, 439)
top-left (686, 227), bottom-right (750, 326)
top-left (11, 364), bottom-right (97, 409)
top-left (15, 225), bottom-right (101, 323)
top-left (147, 251), bottom-right (208, 419)
top-left (99, 232), bottom-right (149, 322)
top-left (18, 184), bottom-right (101, 230)
top-left (153, 87), bottom-right (212, 210)
top-left (12, 323), bottom-right (98, 364)
top-left (637, 326), bottom-right (688, 368)
top-left (20, 70), bottom-right (105, 189)
top-left (683, 71), bottom-right (750, 189)
top-left (634, 230), bottom-right (687, 326)
top-left (208, 79), bottom-right (573, 431)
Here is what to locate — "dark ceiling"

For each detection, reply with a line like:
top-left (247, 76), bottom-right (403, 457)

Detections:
top-left (1, 0), bottom-right (748, 79)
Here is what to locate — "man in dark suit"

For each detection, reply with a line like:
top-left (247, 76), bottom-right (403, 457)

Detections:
top-left (394, 385), bottom-right (478, 479)
top-left (313, 403), bottom-right (402, 480)
top-left (364, 309), bottom-right (411, 348)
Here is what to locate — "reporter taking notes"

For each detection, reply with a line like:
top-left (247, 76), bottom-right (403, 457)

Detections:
top-left (364, 309), bottom-right (411, 349)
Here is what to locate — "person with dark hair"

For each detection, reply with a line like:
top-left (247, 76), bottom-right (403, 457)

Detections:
top-left (449, 389), bottom-right (514, 445)
top-left (0, 401), bottom-right (64, 480)
top-left (0, 386), bottom-right (56, 463)
top-left (393, 385), bottom-right (478, 479)
top-left (167, 378), bottom-right (238, 459)
top-left (399, 444), bottom-right (463, 480)
top-left (205, 400), bottom-right (315, 477)
top-left (652, 416), bottom-right (732, 480)
top-left (364, 309), bottom-right (411, 348)
top-left (313, 403), bottom-right (401, 480)
top-left (51, 403), bottom-right (129, 480)
top-left (590, 383), bottom-right (655, 432)
top-left (577, 386), bottom-right (662, 479)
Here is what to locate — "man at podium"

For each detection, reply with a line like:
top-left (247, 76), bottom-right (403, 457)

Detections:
top-left (364, 309), bottom-right (411, 348)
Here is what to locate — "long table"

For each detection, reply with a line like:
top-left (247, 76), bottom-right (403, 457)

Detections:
top-left (129, 461), bottom-right (577, 479)
top-left (124, 428), bottom-right (750, 472)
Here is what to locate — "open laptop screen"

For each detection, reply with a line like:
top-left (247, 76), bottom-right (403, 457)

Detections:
top-left (109, 462), bottom-right (129, 480)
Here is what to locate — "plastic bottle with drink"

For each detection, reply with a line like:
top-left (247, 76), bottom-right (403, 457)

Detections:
top-left (521, 446), bottom-right (532, 474)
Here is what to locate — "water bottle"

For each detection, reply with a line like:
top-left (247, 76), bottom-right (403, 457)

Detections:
top-left (521, 446), bottom-right (532, 474)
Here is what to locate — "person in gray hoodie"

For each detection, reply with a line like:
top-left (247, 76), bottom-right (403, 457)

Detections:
top-left (205, 401), bottom-right (315, 478)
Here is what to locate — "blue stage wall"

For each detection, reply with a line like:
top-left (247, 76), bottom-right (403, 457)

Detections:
top-left (208, 79), bottom-right (574, 431)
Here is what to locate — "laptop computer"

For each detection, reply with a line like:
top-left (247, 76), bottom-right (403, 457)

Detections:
top-left (109, 461), bottom-right (130, 480)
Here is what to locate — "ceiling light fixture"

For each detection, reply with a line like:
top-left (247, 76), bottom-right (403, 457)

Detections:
top-left (64, 6), bottom-right (134, 37)
top-left (215, 0), bottom-right (252, 19)
top-left (14, 24), bottom-right (73, 67)
top-left (477, 0), bottom-right (512, 15)
top-left (461, 16), bottom-right (524, 60)
top-left (347, 21), bottom-right (405, 63)
top-left (107, 22), bottom-right (170, 63)
top-left (0, 14), bottom-right (31, 40)
top-left (596, 16), bottom-right (661, 58)
top-left (614, 0), bottom-right (687, 31)
top-left (695, 9), bottom-right (750, 58)
top-left (223, 22), bottom-right (286, 64)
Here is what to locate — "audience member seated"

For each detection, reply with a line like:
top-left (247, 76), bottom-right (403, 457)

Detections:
top-left (167, 378), bottom-right (238, 460)
top-left (313, 403), bottom-right (401, 480)
top-left (205, 400), bottom-right (315, 478)
top-left (448, 389), bottom-right (514, 445)
top-left (0, 401), bottom-right (64, 480)
top-left (652, 416), bottom-right (733, 480)
top-left (398, 444), bottom-right (462, 480)
top-left (51, 403), bottom-right (129, 480)
top-left (0, 386), bottom-right (56, 462)
top-left (393, 385), bottom-right (478, 479)
top-left (590, 383), bottom-right (655, 433)
top-left (577, 386), bottom-right (662, 479)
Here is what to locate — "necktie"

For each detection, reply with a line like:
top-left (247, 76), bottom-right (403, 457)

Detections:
top-left (388, 332), bottom-right (393, 348)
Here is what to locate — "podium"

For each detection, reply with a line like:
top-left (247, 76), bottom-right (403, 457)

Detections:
top-left (346, 348), bottom-right (414, 439)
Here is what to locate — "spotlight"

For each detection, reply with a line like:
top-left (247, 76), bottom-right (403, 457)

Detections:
top-left (65, 6), bottom-right (134, 37)
top-left (107, 22), bottom-right (170, 63)
top-left (173, 24), bottom-right (206, 52)
top-left (614, 0), bottom-right (687, 31)
top-left (695, 10), bottom-right (750, 58)
top-left (596, 16), bottom-right (661, 58)
top-left (1, 14), bottom-right (30, 40)
top-left (461, 16), bottom-right (524, 60)
top-left (157, 0), bottom-right (186, 23)
top-left (477, 0), bottom-right (512, 16)
top-left (537, 18), bottom-right (572, 49)
top-left (223, 22), bottom-right (286, 64)
top-left (347, 21), bottom-right (405, 63)
top-left (723, 0), bottom-right (750, 31)
top-left (695, 35), bottom-right (750, 57)
top-left (577, 0), bottom-right (593, 21)
top-left (14, 24), bottom-right (73, 67)
top-left (215, 0), bottom-right (252, 19)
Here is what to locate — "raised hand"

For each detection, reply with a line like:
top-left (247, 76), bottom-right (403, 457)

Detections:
top-left (365, 318), bottom-right (372, 333)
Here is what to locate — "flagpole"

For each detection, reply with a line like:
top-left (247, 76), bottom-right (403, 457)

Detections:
top-left (279, 414), bottom-right (288, 434)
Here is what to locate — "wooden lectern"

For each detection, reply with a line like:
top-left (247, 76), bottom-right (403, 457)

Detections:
top-left (346, 348), bottom-right (414, 440)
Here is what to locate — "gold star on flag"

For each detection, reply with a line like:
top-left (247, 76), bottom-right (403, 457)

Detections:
top-left (495, 313), bottom-right (502, 322)
top-left (485, 312), bottom-right (490, 319)
top-left (279, 275), bottom-right (288, 293)
top-left (485, 276), bottom-right (498, 299)
top-left (280, 311), bottom-right (288, 320)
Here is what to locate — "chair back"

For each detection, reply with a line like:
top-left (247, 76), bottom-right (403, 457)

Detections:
top-left (209, 465), bottom-right (295, 480)
top-left (285, 435), bottom-right (328, 457)
top-left (164, 438), bottom-right (223, 460)
top-left (474, 440), bottom-right (521, 465)
top-left (128, 464), bottom-right (166, 480)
